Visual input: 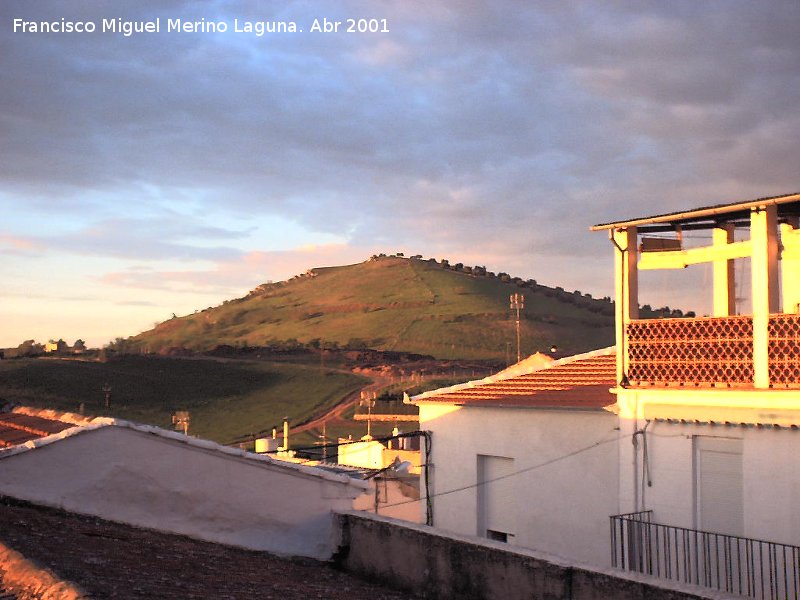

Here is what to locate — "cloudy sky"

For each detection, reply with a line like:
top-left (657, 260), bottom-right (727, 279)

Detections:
top-left (1, 1), bottom-right (798, 348)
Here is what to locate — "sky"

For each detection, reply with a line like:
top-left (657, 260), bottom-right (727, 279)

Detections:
top-left (1, 1), bottom-right (798, 348)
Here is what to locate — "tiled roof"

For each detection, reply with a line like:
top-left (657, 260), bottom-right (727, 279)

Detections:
top-left (0, 411), bottom-right (78, 447)
top-left (0, 407), bottom-right (368, 489)
top-left (411, 347), bottom-right (616, 410)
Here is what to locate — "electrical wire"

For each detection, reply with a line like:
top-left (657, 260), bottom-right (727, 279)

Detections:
top-left (377, 431), bottom-right (623, 511)
top-left (246, 428), bottom-right (625, 525)
top-left (240, 430), bottom-right (425, 455)
top-left (232, 428), bottom-right (435, 523)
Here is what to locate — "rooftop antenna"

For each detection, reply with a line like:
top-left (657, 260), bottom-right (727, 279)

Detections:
top-left (360, 391), bottom-right (377, 439)
top-left (315, 421), bottom-right (329, 461)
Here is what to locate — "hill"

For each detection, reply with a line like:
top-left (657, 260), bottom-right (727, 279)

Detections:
top-left (126, 256), bottom-right (618, 360)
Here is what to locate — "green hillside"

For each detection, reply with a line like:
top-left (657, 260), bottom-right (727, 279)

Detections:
top-left (128, 256), bottom-right (616, 360)
top-left (0, 356), bottom-right (365, 444)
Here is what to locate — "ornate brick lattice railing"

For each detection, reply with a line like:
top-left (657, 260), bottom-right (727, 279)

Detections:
top-left (769, 314), bottom-right (800, 386)
top-left (626, 314), bottom-right (800, 387)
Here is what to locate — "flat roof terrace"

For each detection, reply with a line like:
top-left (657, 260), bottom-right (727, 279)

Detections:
top-left (0, 497), bottom-right (416, 600)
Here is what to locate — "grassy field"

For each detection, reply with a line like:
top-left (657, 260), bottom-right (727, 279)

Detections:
top-left (0, 356), bottom-right (366, 444)
top-left (129, 256), bottom-right (616, 360)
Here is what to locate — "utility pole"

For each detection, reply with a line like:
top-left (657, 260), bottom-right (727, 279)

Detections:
top-left (322, 421), bottom-right (327, 461)
top-left (102, 383), bottom-right (112, 408)
top-left (509, 293), bottom-right (524, 364)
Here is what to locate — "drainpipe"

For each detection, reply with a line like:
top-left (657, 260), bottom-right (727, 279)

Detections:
top-left (632, 421), bottom-right (652, 512)
top-left (632, 425), bottom-right (639, 512)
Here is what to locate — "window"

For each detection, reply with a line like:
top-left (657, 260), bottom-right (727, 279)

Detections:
top-left (694, 436), bottom-right (743, 536)
top-left (477, 455), bottom-right (515, 542)
top-left (486, 530), bottom-right (508, 543)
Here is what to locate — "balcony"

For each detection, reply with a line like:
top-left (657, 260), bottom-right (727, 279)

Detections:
top-left (625, 313), bottom-right (800, 388)
top-left (353, 399), bottom-right (419, 422)
top-left (610, 510), bottom-right (800, 599)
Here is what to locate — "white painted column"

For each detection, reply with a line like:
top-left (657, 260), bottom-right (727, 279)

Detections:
top-left (780, 220), bottom-right (800, 314)
top-left (751, 206), bottom-right (779, 388)
top-left (612, 227), bottom-right (638, 384)
top-left (712, 224), bottom-right (736, 316)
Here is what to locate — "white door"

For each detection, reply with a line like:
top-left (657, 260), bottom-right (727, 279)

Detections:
top-left (694, 436), bottom-right (743, 536)
top-left (477, 455), bottom-right (515, 542)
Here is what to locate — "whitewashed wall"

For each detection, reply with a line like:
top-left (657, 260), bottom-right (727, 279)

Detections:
top-left (419, 404), bottom-right (620, 567)
top-left (0, 425), bottom-right (367, 559)
top-left (619, 418), bottom-right (800, 547)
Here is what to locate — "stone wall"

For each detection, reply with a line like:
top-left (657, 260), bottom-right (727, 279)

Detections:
top-left (335, 511), bottom-right (738, 600)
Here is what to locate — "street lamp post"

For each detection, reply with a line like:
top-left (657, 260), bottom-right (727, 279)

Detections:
top-left (361, 390), bottom-right (377, 438)
top-left (509, 293), bottom-right (524, 364)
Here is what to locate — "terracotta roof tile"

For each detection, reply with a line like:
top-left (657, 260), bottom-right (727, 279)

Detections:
top-left (0, 413), bottom-right (74, 448)
top-left (413, 349), bottom-right (616, 410)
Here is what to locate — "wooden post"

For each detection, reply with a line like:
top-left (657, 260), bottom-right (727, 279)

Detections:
top-left (751, 206), bottom-right (779, 388)
top-left (612, 227), bottom-right (638, 384)
top-left (712, 224), bottom-right (736, 316)
top-left (780, 220), bottom-right (800, 314)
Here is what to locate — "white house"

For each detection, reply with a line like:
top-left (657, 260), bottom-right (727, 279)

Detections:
top-left (593, 192), bottom-right (800, 597)
top-left (411, 192), bottom-right (800, 598)
top-left (410, 347), bottom-right (620, 567)
top-left (0, 406), bottom-right (368, 560)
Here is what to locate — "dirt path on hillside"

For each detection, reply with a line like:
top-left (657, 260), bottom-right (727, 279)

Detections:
top-left (291, 372), bottom-right (394, 434)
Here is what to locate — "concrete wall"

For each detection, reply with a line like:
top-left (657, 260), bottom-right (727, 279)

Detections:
top-left (352, 476), bottom-right (423, 523)
top-left (618, 417), bottom-right (800, 546)
top-left (0, 426), bottom-right (366, 559)
top-left (338, 439), bottom-right (422, 475)
top-left (745, 426), bottom-right (800, 544)
top-left (335, 511), bottom-right (737, 600)
top-left (338, 438), bottom-right (385, 469)
top-left (419, 404), bottom-right (619, 567)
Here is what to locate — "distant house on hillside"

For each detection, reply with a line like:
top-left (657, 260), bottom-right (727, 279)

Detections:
top-left (0, 406), bottom-right (368, 560)
top-left (44, 339), bottom-right (67, 353)
top-left (410, 347), bottom-right (619, 567)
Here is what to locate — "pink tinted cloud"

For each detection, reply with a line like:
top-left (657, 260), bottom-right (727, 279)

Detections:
top-left (98, 244), bottom-right (378, 296)
top-left (0, 234), bottom-right (44, 255)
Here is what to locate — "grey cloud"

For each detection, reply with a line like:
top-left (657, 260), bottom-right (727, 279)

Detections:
top-left (19, 215), bottom-right (250, 262)
top-left (1, 0), bottom-right (798, 303)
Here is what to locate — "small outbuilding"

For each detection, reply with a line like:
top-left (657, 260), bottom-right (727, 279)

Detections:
top-left (0, 407), bottom-right (368, 560)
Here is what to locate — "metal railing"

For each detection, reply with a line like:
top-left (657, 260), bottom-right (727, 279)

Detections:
top-left (610, 511), bottom-right (800, 599)
top-left (353, 400), bottom-right (419, 417)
